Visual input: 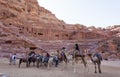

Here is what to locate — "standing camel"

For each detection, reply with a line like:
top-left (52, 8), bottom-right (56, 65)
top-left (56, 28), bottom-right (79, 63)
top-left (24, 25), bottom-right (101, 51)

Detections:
top-left (18, 51), bottom-right (36, 68)
top-left (73, 44), bottom-right (87, 67)
top-left (59, 47), bottom-right (68, 69)
top-left (88, 52), bottom-right (102, 73)
top-left (71, 44), bottom-right (87, 73)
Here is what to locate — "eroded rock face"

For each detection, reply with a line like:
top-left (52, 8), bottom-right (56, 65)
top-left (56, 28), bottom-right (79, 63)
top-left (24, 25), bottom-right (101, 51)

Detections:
top-left (0, 0), bottom-right (108, 41)
top-left (0, 0), bottom-right (120, 59)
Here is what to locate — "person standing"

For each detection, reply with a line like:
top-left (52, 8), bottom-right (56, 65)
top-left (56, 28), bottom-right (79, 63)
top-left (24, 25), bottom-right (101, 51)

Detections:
top-left (9, 53), bottom-right (17, 65)
top-left (12, 53), bottom-right (17, 65)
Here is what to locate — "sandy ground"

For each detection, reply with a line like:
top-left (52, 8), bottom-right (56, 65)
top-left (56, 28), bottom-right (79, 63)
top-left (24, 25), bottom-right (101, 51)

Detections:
top-left (0, 58), bottom-right (120, 77)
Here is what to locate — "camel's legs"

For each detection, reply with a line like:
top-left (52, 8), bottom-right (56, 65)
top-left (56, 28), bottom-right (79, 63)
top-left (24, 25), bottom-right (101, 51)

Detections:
top-left (98, 63), bottom-right (101, 73)
top-left (62, 61), bottom-right (67, 69)
top-left (81, 57), bottom-right (87, 68)
top-left (33, 62), bottom-right (35, 66)
top-left (47, 62), bottom-right (50, 70)
top-left (36, 60), bottom-right (40, 68)
top-left (73, 59), bottom-right (76, 73)
top-left (28, 61), bottom-right (31, 67)
top-left (94, 63), bottom-right (97, 73)
top-left (26, 61), bottom-right (29, 67)
top-left (18, 59), bottom-right (22, 68)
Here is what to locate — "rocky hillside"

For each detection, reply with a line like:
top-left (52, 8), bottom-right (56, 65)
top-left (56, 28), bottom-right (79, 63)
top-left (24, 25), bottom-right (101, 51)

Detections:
top-left (0, 0), bottom-right (120, 60)
top-left (0, 0), bottom-right (108, 40)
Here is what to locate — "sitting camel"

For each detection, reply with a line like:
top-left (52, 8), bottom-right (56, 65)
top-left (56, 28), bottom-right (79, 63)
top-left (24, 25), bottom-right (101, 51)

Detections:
top-left (88, 52), bottom-right (102, 73)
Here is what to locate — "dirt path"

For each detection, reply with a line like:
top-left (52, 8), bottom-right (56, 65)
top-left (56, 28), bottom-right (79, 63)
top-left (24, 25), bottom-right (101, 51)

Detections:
top-left (0, 58), bottom-right (120, 77)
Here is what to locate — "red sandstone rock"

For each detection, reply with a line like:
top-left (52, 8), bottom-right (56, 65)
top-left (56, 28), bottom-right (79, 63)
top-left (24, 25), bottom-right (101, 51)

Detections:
top-left (0, 0), bottom-right (120, 59)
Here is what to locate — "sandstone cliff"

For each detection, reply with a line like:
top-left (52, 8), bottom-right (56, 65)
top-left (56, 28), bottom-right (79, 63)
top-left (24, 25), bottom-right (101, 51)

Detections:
top-left (0, 0), bottom-right (108, 40)
top-left (0, 0), bottom-right (120, 59)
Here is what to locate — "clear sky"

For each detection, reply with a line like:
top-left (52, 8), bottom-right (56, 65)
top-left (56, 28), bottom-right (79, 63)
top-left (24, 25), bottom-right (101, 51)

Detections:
top-left (38, 0), bottom-right (120, 28)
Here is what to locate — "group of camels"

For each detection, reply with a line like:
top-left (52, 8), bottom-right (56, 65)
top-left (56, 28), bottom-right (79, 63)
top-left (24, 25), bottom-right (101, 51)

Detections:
top-left (10, 44), bottom-right (103, 74)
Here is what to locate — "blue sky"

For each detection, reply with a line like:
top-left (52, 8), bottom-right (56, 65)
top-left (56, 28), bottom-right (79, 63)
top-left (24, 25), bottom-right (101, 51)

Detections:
top-left (38, 0), bottom-right (120, 28)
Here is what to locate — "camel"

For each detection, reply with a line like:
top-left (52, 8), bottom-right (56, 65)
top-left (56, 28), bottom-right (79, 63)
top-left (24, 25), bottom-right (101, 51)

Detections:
top-left (18, 56), bottom-right (36, 68)
top-left (73, 51), bottom-right (87, 67)
top-left (18, 52), bottom-right (36, 68)
top-left (88, 53), bottom-right (102, 73)
top-left (72, 44), bottom-right (87, 68)
top-left (68, 44), bottom-right (88, 73)
top-left (71, 50), bottom-right (88, 73)
top-left (57, 48), bottom-right (68, 69)
top-left (36, 52), bottom-right (59, 69)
